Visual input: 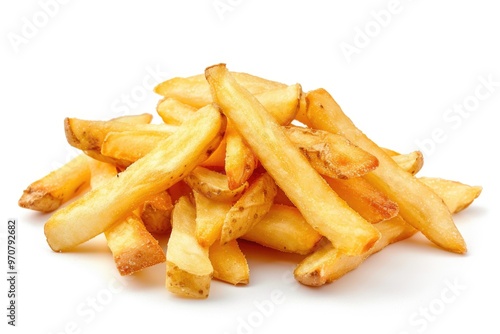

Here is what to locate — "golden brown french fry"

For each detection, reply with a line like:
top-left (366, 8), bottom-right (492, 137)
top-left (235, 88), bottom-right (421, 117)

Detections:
top-left (220, 172), bottom-right (277, 245)
top-left (156, 98), bottom-right (197, 125)
top-left (157, 84), bottom-right (301, 126)
top-left (257, 84), bottom-right (301, 125)
top-left (87, 157), bottom-right (166, 276)
top-left (193, 190), bottom-right (232, 247)
top-left (242, 204), bottom-right (322, 255)
top-left (18, 154), bottom-right (90, 212)
top-left (105, 212), bottom-right (166, 276)
top-left (65, 118), bottom-right (176, 152)
top-left (391, 151), bottom-right (424, 176)
top-left (294, 216), bottom-right (416, 286)
top-left (224, 123), bottom-right (259, 190)
top-left (294, 177), bottom-right (483, 286)
top-left (101, 130), bottom-right (173, 164)
top-left (87, 155), bottom-right (117, 187)
top-left (284, 125), bottom-right (379, 179)
top-left (325, 176), bottom-right (399, 224)
top-left (111, 113), bottom-right (153, 124)
top-left (139, 191), bottom-right (173, 235)
top-left (44, 104), bottom-right (224, 251)
top-left (155, 71), bottom-right (286, 108)
top-left (224, 85), bottom-right (301, 188)
top-left (205, 64), bottom-right (380, 256)
top-left (305, 88), bottom-right (466, 254)
top-left (209, 239), bottom-right (249, 285)
top-left (166, 196), bottom-right (212, 298)
top-left (184, 166), bottom-right (248, 202)
top-left (419, 177), bottom-right (482, 214)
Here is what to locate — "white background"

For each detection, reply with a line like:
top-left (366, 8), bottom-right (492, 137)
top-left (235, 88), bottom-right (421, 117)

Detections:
top-left (1, 0), bottom-right (499, 333)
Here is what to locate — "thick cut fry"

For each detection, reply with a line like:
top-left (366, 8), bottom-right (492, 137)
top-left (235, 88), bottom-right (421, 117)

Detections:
top-left (305, 88), bottom-right (466, 254)
top-left (325, 176), bottom-right (399, 224)
top-left (88, 157), bottom-right (166, 275)
top-left (18, 154), bottom-right (90, 212)
top-left (224, 123), bottom-right (259, 190)
top-left (194, 190), bottom-right (232, 247)
top-left (105, 213), bottom-right (166, 276)
top-left (294, 216), bottom-right (417, 286)
top-left (65, 117), bottom-right (176, 152)
top-left (155, 71), bottom-right (286, 108)
top-left (156, 98), bottom-right (197, 125)
top-left (419, 177), bottom-right (482, 214)
top-left (242, 204), bottom-right (322, 255)
top-left (166, 196), bottom-right (212, 298)
top-left (294, 179), bottom-right (483, 286)
top-left (101, 130), bottom-right (172, 164)
top-left (391, 151), bottom-right (424, 176)
top-left (157, 84), bottom-right (300, 126)
top-left (205, 64), bottom-right (380, 255)
top-left (184, 166), bottom-right (248, 202)
top-left (209, 239), bottom-right (249, 285)
top-left (257, 84), bottom-right (301, 125)
top-left (140, 191), bottom-right (173, 234)
top-left (284, 125), bottom-right (379, 179)
top-left (44, 104), bottom-right (224, 251)
top-left (220, 173), bottom-right (277, 244)
top-left (111, 113), bottom-right (153, 124)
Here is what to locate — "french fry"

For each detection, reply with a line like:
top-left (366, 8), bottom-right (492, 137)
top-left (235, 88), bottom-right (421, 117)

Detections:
top-left (220, 172), bottom-right (277, 244)
top-left (166, 196), bottom-right (212, 298)
top-left (391, 151), bottom-right (424, 176)
top-left (184, 166), bottom-right (248, 202)
top-left (101, 130), bottom-right (173, 164)
top-left (304, 88), bottom-right (467, 254)
top-left (242, 204), bottom-right (322, 255)
top-left (44, 104), bottom-right (224, 251)
top-left (224, 123), bottom-right (259, 190)
top-left (87, 157), bottom-right (166, 276)
top-left (257, 84), bottom-right (301, 125)
top-left (205, 64), bottom-right (380, 255)
top-left (419, 177), bottom-right (482, 214)
top-left (111, 113), bottom-right (154, 124)
top-left (193, 190), bottom-right (232, 247)
top-left (139, 191), bottom-right (173, 235)
top-left (156, 97), bottom-right (197, 125)
top-left (155, 71), bottom-right (286, 108)
top-left (284, 125), bottom-right (379, 179)
top-left (209, 239), bottom-right (249, 285)
top-left (65, 117), bottom-right (176, 152)
top-left (325, 176), bottom-right (399, 224)
top-left (294, 176), bottom-right (482, 286)
top-left (294, 216), bottom-right (416, 286)
top-left (18, 154), bottom-right (90, 212)
top-left (105, 213), bottom-right (166, 276)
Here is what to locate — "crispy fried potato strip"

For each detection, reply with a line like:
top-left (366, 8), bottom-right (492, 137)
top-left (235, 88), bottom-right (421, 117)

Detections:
top-left (166, 196), bottom-right (212, 298)
top-left (19, 154), bottom-right (90, 212)
top-left (304, 88), bottom-right (466, 254)
top-left (44, 104), bottom-right (224, 251)
top-left (205, 64), bottom-right (380, 255)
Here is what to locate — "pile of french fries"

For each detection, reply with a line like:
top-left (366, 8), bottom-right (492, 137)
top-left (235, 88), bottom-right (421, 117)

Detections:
top-left (19, 64), bottom-right (482, 298)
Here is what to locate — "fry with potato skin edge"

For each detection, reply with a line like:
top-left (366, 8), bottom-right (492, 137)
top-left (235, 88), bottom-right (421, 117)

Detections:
top-left (205, 64), bottom-right (380, 256)
top-left (166, 196), bottom-right (213, 298)
top-left (44, 104), bottom-right (224, 252)
top-left (305, 88), bottom-right (466, 254)
top-left (18, 154), bottom-right (90, 213)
